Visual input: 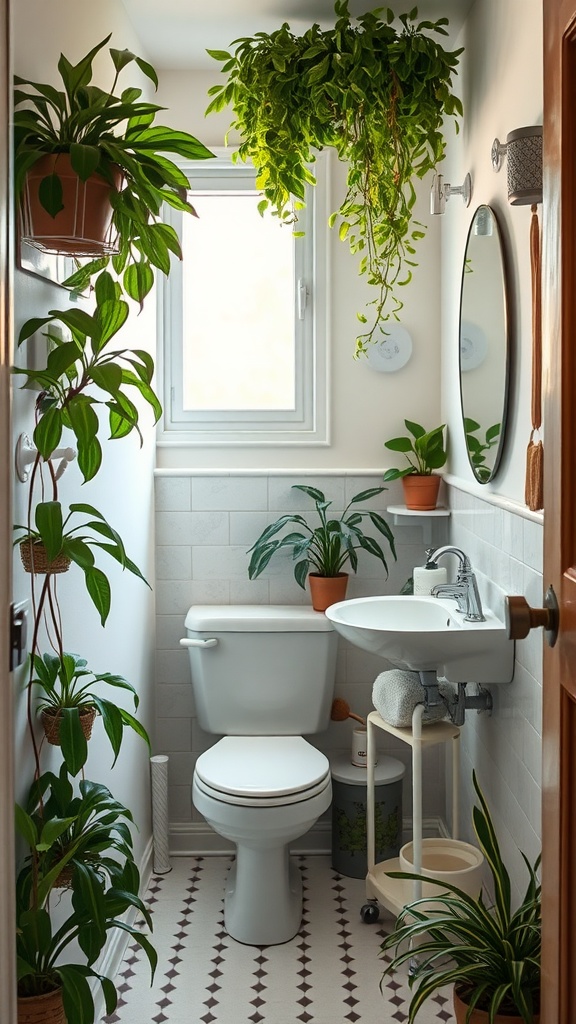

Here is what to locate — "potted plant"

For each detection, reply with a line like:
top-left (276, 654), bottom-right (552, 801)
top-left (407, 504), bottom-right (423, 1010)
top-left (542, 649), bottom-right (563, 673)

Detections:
top-left (247, 484), bottom-right (396, 611)
top-left (383, 419), bottom-right (447, 510)
top-left (14, 34), bottom-right (214, 300)
top-left (380, 771), bottom-right (541, 1023)
top-left (206, 1), bottom-right (463, 353)
top-left (31, 652), bottom-right (150, 776)
top-left (16, 782), bottom-right (156, 1024)
top-left (464, 418), bottom-right (501, 483)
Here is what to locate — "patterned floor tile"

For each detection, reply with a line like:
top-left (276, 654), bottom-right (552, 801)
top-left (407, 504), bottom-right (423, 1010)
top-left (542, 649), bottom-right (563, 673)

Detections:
top-left (101, 856), bottom-right (454, 1024)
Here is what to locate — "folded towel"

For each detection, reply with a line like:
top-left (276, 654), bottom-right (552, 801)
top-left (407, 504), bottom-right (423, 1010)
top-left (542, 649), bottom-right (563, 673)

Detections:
top-left (372, 669), bottom-right (455, 728)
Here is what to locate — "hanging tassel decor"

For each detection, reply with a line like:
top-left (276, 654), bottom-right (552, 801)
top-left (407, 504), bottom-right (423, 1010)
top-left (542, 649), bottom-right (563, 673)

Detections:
top-left (525, 203), bottom-right (543, 511)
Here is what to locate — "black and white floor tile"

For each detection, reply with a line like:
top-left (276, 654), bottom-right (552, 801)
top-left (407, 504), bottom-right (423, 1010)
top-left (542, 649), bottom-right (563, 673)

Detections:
top-left (102, 856), bottom-right (454, 1024)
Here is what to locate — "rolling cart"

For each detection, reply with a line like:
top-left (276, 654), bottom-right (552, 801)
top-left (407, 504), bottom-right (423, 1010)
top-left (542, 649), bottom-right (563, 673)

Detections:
top-left (360, 707), bottom-right (461, 922)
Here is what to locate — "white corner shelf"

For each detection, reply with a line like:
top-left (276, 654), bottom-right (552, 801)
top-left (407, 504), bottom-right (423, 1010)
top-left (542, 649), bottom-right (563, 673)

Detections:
top-left (386, 505), bottom-right (450, 546)
top-left (387, 504), bottom-right (451, 519)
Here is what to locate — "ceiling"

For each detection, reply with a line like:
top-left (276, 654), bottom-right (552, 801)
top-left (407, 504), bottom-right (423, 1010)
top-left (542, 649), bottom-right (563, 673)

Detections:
top-left (119, 0), bottom-right (474, 71)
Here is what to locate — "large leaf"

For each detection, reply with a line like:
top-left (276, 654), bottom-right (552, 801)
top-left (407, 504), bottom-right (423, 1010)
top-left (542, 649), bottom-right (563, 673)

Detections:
top-left (59, 707), bottom-right (89, 776)
top-left (35, 501), bottom-right (63, 561)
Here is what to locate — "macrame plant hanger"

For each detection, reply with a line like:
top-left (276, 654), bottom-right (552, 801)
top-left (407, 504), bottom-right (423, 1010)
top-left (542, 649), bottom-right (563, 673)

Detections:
top-left (525, 203), bottom-right (543, 511)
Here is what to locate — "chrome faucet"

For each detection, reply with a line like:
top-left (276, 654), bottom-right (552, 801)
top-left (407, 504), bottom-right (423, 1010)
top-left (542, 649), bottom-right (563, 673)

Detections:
top-left (427, 545), bottom-right (485, 622)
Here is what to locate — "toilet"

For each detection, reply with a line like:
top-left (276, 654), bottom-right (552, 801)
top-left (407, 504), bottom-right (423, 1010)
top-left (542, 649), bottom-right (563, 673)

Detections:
top-left (181, 605), bottom-right (338, 945)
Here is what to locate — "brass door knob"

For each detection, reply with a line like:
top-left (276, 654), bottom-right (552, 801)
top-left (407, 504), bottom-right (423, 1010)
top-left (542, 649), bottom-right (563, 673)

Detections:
top-left (505, 586), bottom-right (559, 646)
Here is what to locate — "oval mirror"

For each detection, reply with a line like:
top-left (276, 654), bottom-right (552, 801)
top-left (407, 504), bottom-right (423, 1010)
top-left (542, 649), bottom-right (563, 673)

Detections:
top-left (459, 205), bottom-right (510, 483)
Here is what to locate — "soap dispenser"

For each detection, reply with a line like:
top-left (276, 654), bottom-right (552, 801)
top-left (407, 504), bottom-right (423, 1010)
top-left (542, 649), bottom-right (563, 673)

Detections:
top-left (413, 549), bottom-right (448, 595)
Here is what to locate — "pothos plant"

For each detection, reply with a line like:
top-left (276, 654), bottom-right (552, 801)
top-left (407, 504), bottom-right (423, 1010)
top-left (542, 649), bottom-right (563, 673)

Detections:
top-left (206, 1), bottom-right (463, 353)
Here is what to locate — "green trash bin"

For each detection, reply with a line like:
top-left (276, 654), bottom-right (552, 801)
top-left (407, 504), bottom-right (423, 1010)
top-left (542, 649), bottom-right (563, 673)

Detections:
top-left (330, 753), bottom-right (405, 879)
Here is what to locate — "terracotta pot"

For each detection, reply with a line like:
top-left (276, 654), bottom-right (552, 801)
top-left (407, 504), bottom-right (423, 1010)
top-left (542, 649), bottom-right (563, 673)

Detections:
top-left (20, 153), bottom-right (122, 257)
top-left (453, 987), bottom-right (539, 1023)
top-left (402, 474), bottom-right (441, 511)
top-left (308, 572), bottom-right (349, 612)
top-left (18, 987), bottom-right (66, 1024)
top-left (20, 540), bottom-right (71, 576)
top-left (41, 706), bottom-right (97, 746)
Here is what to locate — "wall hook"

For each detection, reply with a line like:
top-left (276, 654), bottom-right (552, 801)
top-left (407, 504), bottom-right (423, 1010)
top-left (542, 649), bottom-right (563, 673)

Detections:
top-left (15, 432), bottom-right (77, 483)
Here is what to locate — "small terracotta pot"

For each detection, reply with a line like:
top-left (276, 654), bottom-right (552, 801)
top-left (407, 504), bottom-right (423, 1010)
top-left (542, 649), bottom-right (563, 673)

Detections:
top-left (41, 706), bottom-right (97, 746)
top-left (308, 572), bottom-right (349, 612)
top-left (402, 474), bottom-right (441, 511)
top-left (17, 987), bottom-right (66, 1024)
top-left (453, 987), bottom-right (539, 1023)
top-left (20, 153), bottom-right (122, 257)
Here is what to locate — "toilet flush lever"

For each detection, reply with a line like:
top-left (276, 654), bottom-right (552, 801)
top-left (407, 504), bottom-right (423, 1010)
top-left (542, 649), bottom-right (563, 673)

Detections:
top-left (180, 638), bottom-right (218, 649)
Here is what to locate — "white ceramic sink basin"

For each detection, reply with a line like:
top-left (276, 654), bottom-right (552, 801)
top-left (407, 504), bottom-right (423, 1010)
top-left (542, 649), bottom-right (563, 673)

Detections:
top-left (325, 595), bottom-right (514, 683)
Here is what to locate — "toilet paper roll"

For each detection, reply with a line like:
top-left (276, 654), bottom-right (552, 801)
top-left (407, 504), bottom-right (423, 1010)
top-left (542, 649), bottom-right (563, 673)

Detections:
top-left (150, 755), bottom-right (172, 874)
top-left (413, 565), bottom-right (448, 595)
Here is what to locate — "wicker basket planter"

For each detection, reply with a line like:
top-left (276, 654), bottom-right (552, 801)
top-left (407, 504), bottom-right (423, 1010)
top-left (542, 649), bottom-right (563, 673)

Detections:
top-left (41, 707), bottom-right (97, 746)
top-left (20, 541), bottom-right (71, 576)
top-left (17, 987), bottom-right (66, 1024)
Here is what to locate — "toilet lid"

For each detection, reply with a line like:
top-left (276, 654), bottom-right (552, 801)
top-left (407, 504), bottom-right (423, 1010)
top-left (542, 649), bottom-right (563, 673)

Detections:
top-left (195, 737), bottom-right (330, 800)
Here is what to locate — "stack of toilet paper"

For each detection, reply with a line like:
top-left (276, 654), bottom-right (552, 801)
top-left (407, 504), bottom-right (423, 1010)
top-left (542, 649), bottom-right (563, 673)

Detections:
top-left (372, 669), bottom-right (455, 728)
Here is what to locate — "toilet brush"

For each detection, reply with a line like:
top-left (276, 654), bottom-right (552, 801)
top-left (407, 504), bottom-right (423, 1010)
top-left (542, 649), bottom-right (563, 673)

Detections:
top-left (330, 697), bottom-right (366, 727)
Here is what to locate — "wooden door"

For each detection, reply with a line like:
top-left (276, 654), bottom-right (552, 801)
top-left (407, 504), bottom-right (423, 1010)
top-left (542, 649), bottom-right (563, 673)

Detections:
top-left (0, 0), bottom-right (15, 1020)
top-left (542, 1), bottom-right (576, 1020)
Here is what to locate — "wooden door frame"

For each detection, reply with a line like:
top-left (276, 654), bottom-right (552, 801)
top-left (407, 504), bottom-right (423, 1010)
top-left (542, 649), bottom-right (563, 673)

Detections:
top-left (0, 0), bottom-right (15, 1020)
top-left (542, 0), bottom-right (576, 1020)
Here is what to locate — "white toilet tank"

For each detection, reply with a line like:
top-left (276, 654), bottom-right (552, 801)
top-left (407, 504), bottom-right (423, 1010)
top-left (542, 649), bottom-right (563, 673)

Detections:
top-left (182, 605), bottom-right (338, 735)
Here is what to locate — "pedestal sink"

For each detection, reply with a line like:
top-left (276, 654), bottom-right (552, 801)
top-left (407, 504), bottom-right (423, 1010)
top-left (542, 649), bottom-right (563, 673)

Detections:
top-left (325, 595), bottom-right (514, 684)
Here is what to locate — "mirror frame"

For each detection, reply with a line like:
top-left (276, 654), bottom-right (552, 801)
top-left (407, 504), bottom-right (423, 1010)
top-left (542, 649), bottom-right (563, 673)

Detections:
top-left (458, 204), bottom-right (511, 484)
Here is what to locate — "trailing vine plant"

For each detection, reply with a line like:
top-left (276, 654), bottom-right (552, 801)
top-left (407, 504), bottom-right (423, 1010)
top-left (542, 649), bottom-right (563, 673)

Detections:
top-left (206, 1), bottom-right (463, 353)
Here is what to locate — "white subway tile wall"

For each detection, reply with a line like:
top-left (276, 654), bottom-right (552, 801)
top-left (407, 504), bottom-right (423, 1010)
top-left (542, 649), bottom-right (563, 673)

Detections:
top-left (447, 485), bottom-right (543, 903)
top-left (154, 473), bottom-right (450, 835)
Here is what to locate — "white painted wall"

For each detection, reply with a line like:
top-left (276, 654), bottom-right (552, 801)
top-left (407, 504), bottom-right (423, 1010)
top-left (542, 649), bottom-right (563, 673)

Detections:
top-left (12, 0), bottom-right (157, 867)
top-left (155, 69), bottom-right (445, 471)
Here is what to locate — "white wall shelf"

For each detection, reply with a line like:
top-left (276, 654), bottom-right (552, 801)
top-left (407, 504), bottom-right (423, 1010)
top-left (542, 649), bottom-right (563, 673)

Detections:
top-left (387, 505), bottom-right (451, 547)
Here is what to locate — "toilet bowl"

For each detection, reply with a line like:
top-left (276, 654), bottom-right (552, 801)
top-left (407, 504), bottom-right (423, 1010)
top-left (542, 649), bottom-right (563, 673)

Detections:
top-left (182, 605), bottom-right (338, 945)
top-left (193, 737), bottom-right (332, 944)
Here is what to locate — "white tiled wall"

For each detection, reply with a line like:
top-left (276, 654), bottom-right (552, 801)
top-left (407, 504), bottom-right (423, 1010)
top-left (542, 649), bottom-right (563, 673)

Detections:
top-left (154, 471), bottom-right (451, 841)
top-left (447, 485), bottom-right (543, 903)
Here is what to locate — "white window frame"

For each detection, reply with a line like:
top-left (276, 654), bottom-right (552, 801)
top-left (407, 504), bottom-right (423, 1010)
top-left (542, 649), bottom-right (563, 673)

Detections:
top-left (157, 148), bottom-right (330, 447)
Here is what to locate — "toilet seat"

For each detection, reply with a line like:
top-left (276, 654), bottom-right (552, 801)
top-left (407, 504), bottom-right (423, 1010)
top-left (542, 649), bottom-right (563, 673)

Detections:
top-left (194, 736), bottom-right (331, 807)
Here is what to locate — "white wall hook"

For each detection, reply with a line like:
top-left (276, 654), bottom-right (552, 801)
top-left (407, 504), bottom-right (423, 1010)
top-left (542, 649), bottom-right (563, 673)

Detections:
top-left (15, 432), bottom-right (77, 483)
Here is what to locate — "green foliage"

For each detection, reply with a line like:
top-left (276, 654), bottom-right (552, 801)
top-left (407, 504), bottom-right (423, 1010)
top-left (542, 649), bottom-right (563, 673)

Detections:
top-left (383, 419), bottom-right (447, 479)
top-left (247, 484), bottom-right (396, 587)
top-left (464, 417), bottom-right (501, 483)
top-left (30, 652), bottom-right (150, 774)
top-left (14, 34), bottom-right (214, 301)
top-left (380, 771), bottom-right (541, 1023)
top-left (15, 770), bottom-right (156, 1020)
top-left (14, 275), bottom-right (162, 480)
top-left (206, 2), bottom-right (463, 352)
top-left (14, 500), bottom-right (149, 626)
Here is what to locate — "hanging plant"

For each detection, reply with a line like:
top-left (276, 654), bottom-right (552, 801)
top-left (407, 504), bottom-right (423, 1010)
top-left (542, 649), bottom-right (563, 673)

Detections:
top-left (206, 1), bottom-right (463, 353)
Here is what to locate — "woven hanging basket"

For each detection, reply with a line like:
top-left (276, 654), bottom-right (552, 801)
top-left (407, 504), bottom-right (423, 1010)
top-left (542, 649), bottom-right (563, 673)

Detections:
top-left (54, 864), bottom-right (74, 889)
top-left (17, 987), bottom-right (66, 1024)
top-left (41, 706), bottom-right (97, 746)
top-left (20, 540), bottom-right (71, 575)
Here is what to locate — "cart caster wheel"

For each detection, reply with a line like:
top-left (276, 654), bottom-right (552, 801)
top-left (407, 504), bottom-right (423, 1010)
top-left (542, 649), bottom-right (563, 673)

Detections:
top-left (360, 902), bottom-right (380, 923)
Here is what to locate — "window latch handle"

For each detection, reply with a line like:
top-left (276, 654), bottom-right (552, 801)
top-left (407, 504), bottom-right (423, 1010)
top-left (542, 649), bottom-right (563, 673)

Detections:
top-left (297, 279), bottom-right (307, 319)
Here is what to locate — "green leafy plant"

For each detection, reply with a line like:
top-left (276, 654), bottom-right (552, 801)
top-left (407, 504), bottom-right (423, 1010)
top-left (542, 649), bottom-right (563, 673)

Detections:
top-left (383, 420), bottom-right (447, 480)
top-left (16, 770), bottom-right (156, 1022)
top-left (380, 771), bottom-right (541, 1023)
top-left (206, 1), bottom-right (463, 352)
top-left (14, 274), bottom-right (162, 481)
top-left (464, 417), bottom-right (501, 483)
top-left (31, 652), bottom-right (150, 776)
top-left (14, 33), bottom-right (214, 301)
top-left (14, 500), bottom-right (149, 626)
top-left (247, 484), bottom-right (396, 588)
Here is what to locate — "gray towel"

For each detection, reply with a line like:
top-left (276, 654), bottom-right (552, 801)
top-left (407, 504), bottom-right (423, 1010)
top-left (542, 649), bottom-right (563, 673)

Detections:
top-left (372, 669), bottom-right (454, 728)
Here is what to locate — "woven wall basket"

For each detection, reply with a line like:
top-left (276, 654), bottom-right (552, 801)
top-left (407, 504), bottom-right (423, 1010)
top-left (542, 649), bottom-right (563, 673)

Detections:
top-left (17, 987), bottom-right (66, 1024)
top-left (41, 707), bottom-right (97, 746)
top-left (20, 540), bottom-right (71, 575)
